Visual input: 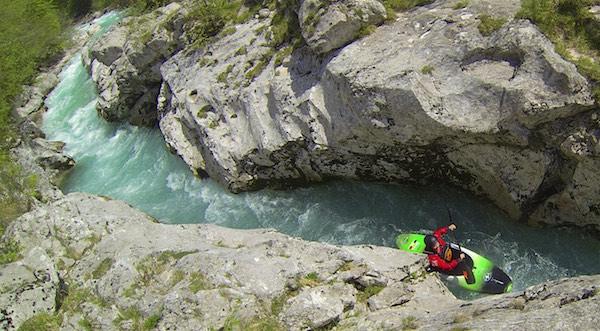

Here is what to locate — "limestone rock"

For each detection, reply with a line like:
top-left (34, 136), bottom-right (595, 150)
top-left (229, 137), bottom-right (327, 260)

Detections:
top-left (299, 0), bottom-right (387, 54)
top-left (159, 1), bottom-right (595, 229)
top-left (367, 283), bottom-right (414, 311)
top-left (446, 144), bottom-right (550, 219)
top-left (281, 283), bottom-right (357, 329)
top-left (3, 192), bottom-right (600, 330)
top-left (0, 248), bottom-right (60, 330)
top-left (84, 2), bottom-right (186, 126)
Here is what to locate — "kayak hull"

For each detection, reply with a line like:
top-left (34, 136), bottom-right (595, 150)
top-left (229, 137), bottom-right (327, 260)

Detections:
top-left (396, 233), bottom-right (512, 294)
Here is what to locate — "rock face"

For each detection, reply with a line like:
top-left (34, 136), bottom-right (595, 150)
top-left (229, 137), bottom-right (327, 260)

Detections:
top-left (7, 5), bottom-right (599, 331)
top-left (83, 3), bottom-right (186, 126)
top-left (299, 0), bottom-right (387, 54)
top-left (2, 193), bottom-right (599, 330)
top-left (152, 0), bottom-right (600, 230)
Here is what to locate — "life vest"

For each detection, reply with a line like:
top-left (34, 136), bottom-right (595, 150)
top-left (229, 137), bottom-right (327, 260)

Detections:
top-left (437, 243), bottom-right (461, 262)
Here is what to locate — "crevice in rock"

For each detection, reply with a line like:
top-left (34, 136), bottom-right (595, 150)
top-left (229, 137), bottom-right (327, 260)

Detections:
top-left (54, 275), bottom-right (68, 312)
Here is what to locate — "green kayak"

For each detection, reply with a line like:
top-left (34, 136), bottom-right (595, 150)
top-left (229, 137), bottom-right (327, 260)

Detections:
top-left (396, 233), bottom-right (512, 294)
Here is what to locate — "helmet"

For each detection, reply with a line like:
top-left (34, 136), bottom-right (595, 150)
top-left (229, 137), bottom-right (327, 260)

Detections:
top-left (424, 235), bottom-right (438, 252)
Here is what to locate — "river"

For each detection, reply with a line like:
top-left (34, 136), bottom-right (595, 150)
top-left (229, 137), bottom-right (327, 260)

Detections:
top-left (42, 12), bottom-right (600, 299)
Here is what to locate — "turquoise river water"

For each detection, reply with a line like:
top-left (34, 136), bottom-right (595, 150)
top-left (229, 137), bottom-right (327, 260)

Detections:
top-left (42, 12), bottom-right (600, 299)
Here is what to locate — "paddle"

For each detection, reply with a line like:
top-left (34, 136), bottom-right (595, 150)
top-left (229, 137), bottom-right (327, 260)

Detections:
top-left (447, 207), bottom-right (461, 250)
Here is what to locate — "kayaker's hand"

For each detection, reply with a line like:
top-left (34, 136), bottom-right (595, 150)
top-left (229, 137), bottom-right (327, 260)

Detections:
top-left (459, 253), bottom-right (466, 260)
top-left (448, 224), bottom-right (457, 231)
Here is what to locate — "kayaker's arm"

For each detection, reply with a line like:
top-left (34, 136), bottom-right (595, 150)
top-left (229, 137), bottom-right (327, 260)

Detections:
top-left (428, 254), bottom-right (460, 271)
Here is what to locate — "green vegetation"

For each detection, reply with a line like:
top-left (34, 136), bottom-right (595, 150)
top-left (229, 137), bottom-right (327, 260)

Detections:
top-left (517, 0), bottom-right (600, 101)
top-left (0, 238), bottom-right (21, 265)
top-left (235, 46), bottom-right (248, 56)
top-left (383, 0), bottom-right (434, 11)
top-left (143, 313), bottom-right (162, 330)
top-left (243, 316), bottom-right (282, 331)
top-left (169, 269), bottom-right (185, 288)
top-left (136, 250), bottom-right (197, 286)
top-left (218, 64), bottom-right (235, 83)
top-left (357, 284), bottom-right (384, 303)
top-left (420, 64), bottom-right (434, 75)
top-left (453, 0), bottom-right (469, 10)
top-left (335, 261), bottom-right (355, 273)
top-left (452, 313), bottom-right (470, 323)
top-left (78, 318), bottom-right (94, 331)
top-left (189, 271), bottom-right (212, 293)
top-left (197, 104), bottom-right (213, 118)
top-left (298, 272), bottom-right (320, 288)
top-left (0, 0), bottom-right (66, 234)
top-left (382, 0), bottom-right (434, 20)
top-left (114, 307), bottom-right (165, 330)
top-left (402, 316), bottom-right (418, 330)
top-left (185, 0), bottom-right (244, 49)
top-left (91, 257), bottom-right (114, 279)
top-left (356, 24), bottom-right (377, 39)
top-left (477, 14), bottom-right (507, 36)
top-left (268, 0), bottom-right (301, 48)
top-left (61, 287), bottom-right (109, 314)
top-left (17, 313), bottom-right (60, 331)
top-left (113, 307), bottom-right (143, 329)
top-left (274, 45), bottom-right (294, 67)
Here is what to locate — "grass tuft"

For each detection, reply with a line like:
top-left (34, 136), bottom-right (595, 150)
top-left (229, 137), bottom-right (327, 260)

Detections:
top-left (453, 0), bottom-right (470, 10)
top-left (18, 313), bottom-right (60, 331)
top-left (478, 15), bottom-right (507, 36)
top-left (357, 284), bottom-right (385, 303)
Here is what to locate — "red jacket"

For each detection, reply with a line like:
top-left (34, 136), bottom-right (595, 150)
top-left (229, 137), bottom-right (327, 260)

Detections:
top-left (427, 226), bottom-right (460, 272)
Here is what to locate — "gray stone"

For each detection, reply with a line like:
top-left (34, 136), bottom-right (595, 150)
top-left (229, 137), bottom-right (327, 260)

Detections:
top-left (367, 283), bottom-right (414, 311)
top-left (299, 0), bottom-right (387, 54)
top-left (85, 2), bottom-right (186, 126)
top-left (281, 283), bottom-right (357, 330)
top-left (157, 1), bottom-right (599, 230)
top-left (0, 248), bottom-right (59, 330)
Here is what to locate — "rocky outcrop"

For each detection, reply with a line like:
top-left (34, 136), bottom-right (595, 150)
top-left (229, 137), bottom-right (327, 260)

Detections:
top-left (154, 0), bottom-right (600, 230)
top-left (2, 193), bottom-right (599, 330)
top-left (299, 0), bottom-right (387, 54)
top-left (82, 3), bottom-right (186, 126)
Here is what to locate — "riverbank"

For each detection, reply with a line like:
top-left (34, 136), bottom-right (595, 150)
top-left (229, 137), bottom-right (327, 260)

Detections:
top-left (3, 192), bottom-right (599, 330)
top-left (2, 2), bottom-right (600, 330)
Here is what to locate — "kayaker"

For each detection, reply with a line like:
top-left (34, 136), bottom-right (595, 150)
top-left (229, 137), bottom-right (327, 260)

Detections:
top-left (424, 223), bottom-right (467, 273)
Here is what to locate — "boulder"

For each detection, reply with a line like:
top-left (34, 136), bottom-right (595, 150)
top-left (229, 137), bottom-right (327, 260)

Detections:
top-left (84, 2), bottom-right (187, 126)
top-left (299, 0), bottom-right (387, 54)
